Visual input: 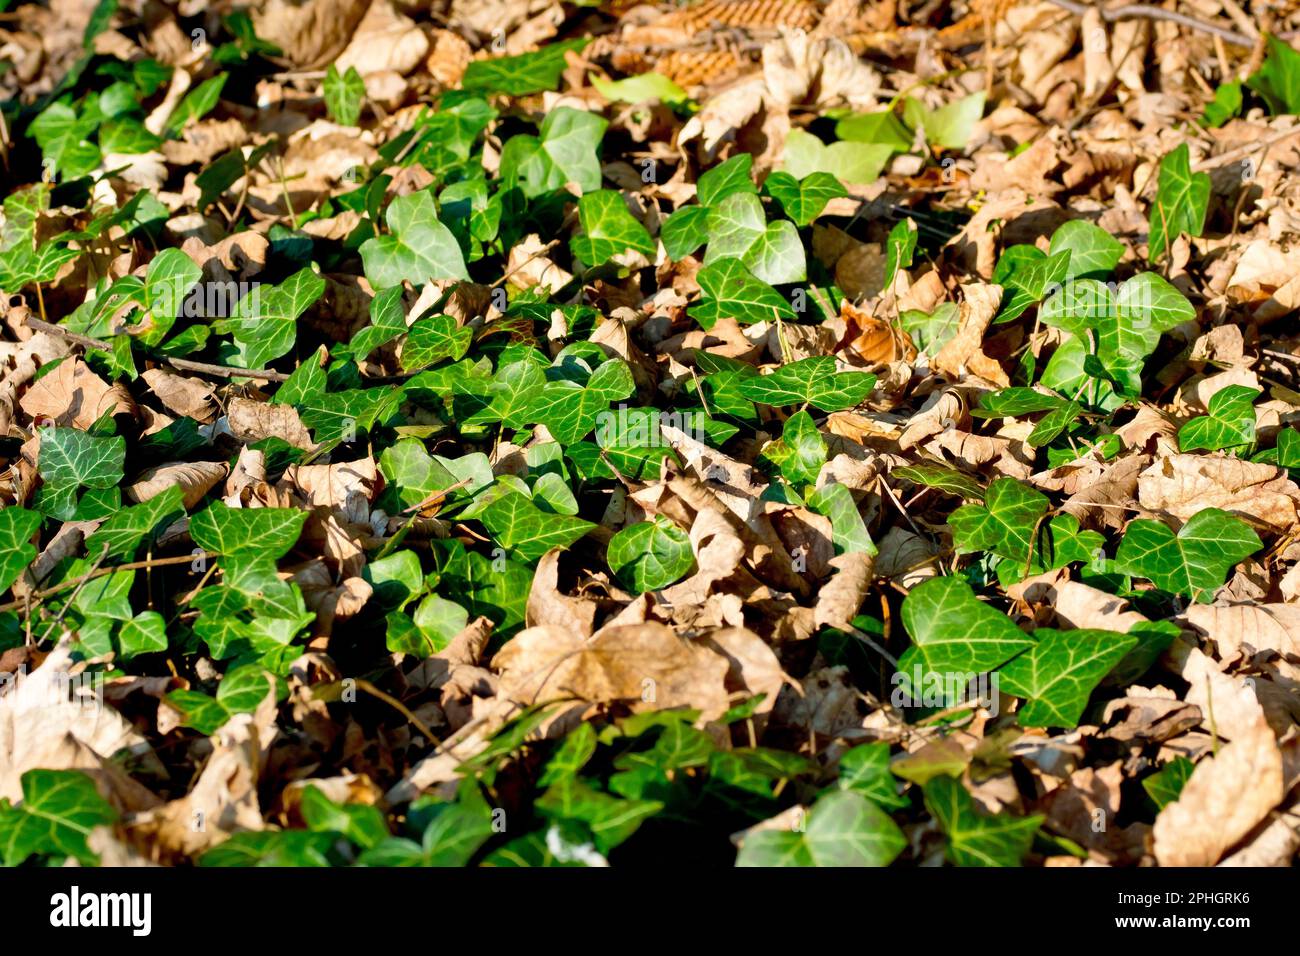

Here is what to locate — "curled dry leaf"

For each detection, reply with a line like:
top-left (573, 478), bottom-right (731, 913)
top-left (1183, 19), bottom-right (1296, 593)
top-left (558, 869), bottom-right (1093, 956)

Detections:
top-left (127, 460), bottom-right (228, 509)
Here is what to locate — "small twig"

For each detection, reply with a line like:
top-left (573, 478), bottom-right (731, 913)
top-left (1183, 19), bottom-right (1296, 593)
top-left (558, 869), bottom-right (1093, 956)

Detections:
top-left (0, 552), bottom-right (216, 614)
top-left (26, 317), bottom-right (291, 382)
top-left (1045, 0), bottom-right (1255, 48)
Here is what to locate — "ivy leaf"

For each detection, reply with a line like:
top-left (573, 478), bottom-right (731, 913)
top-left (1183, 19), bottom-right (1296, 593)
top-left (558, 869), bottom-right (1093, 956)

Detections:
top-left (899, 302), bottom-right (959, 353)
top-left (1027, 400), bottom-right (1083, 447)
top-left (589, 71), bottom-right (690, 106)
top-left (1048, 219), bottom-right (1123, 280)
top-left (349, 285), bottom-right (407, 362)
top-left (1039, 273), bottom-right (1194, 397)
top-left (923, 776), bottom-right (1042, 867)
top-left (807, 482), bottom-right (875, 555)
top-left (36, 426), bottom-right (125, 520)
top-left (761, 409), bottom-right (826, 486)
top-left (190, 501), bottom-right (308, 559)
top-left (216, 267), bottom-right (325, 368)
top-left (536, 777), bottom-right (661, 854)
top-left (607, 516), bottom-right (696, 593)
top-left (998, 628), bottom-right (1138, 727)
top-left (892, 463), bottom-right (983, 500)
top-left (698, 154), bottom-right (757, 206)
top-left (1246, 34), bottom-right (1300, 115)
top-left (1000, 514), bottom-right (1104, 585)
top-left (570, 190), bottom-right (655, 266)
top-left (1113, 507), bottom-right (1262, 602)
top-left (763, 170), bottom-right (845, 227)
top-left (461, 39), bottom-right (589, 96)
top-left (0, 507), bottom-right (42, 593)
top-left (737, 790), bottom-right (906, 867)
top-left (1142, 756), bottom-right (1195, 810)
top-left (902, 91), bottom-right (985, 149)
top-left (837, 742), bottom-right (908, 809)
top-left (783, 128), bottom-right (891, 185)
top-left (500, 107), bottom-right (608, 199)
top-left (950, 478), bottom-right (1049, 566)
top-left (0, 769), bottom-right (117, 866)
top-left (736, 356), bottom-right (875, 412)
top-left (133, 246), bottom-right (202, 344)
top-left (323, 64), bottom-right (365, 126)
top-left (688, 258), bottom-right (795, 329)
top-left (883, 217), bottom-right (918, 289)
top-left (402, 314), bottom-right (473, 371)
top-left (661, 205), bottom-right (712, 260)
top-left (704, 192), bottom-right (807, 284)
top-left (479, 490), bottom-right (594, 561)
top-left (200, 830), bottom-right (334, 867)
top-left (900, 576), bottom-right (1034, 673)
top-left (359, 189), bottom-right (469, 289)
top-left (85, 484), bottom-right (184, 559)
top-left (991, 246), bottom-right (1071, 323)
top-left (1202, 81), bottom-right (1243, 128)
top-left (301, 786), bottom-right (389, 850)
top-left (525, 359), bottom-right (636, 443)
top-left (1148, 143), bottom-right (1210, 263)
top-left (1178, 384), bottom-right (1259, 453)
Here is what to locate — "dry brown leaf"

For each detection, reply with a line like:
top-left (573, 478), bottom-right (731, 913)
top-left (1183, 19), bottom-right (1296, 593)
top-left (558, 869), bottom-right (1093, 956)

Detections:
top-left (126, 460), bottom-right (227, 508)
top-left (493, 622), bottom-right (732, 719)
top-left (1137, 454), bottom-right (1300, 533)
top-left (227, 396), bottom-right (317, 452)
top-left (19, 356), bottom-right (134, 430)
top-left (1152, 711), bottom-right (1283, 866)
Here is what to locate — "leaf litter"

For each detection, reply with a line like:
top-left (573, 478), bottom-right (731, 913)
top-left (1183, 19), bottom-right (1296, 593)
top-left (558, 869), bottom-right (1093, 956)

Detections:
top-left (1, 0), bottom-right (1300, 868)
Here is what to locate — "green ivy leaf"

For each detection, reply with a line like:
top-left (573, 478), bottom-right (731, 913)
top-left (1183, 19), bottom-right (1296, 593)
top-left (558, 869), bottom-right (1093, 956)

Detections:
top-left (950, 478), bottom-right (1048, 566)
top-left (883, 217), bottom-right (918, 289)
top-left (688, 258), bottom-right (795, 329)
top-left (737, 790), bottom-right (906, 867)
top-left (763, 170), bottom-right (845, 227)
top-left (991, 246), bottom-right (1072, 323)
top-left (1049, 219), bottom-right (1124, 280)
top-left (0, 770), bottom-right (117, 866)
top-left (402, 314), bottom-right (473, 371)
top-left (900, 576), bottom-right (1034, 673)
top-left (1113, 507), bottom-right (1262, 602)
top-left (807, 482), bottom-right (875, 555)
top-left (215, 267), bottom-right (326, 368)
top-left (589, 71), bottom-right (689, 106)
top-left (190, 501), bottom-right (308, 559)
top-left (461, 39), bottom-right (589, 96)
top-left (902, 91), bottom-right (985, 149)
top-left (479, 490), bottom-right (594, 561)
top-left (301, 785), bottom-right (389, 850)
top-left (85, 485), bottom-right (184, 559)
top-left (1039, 272), bottom-right (1194, 397)
top-left (536, 777), bottom-right (661, 854)
top-left (1142, 756), bottom-right (1195, 810)
top-left (704, 192), bottom-right (806, 284)
top-left (323, 64), bottom-right (365, 126)
top-left (1148, 143), bottom-right (1210, 263)
top-left (570, 190), bottom-right (655, 266)
top-left (783, 128), bottom-right (891, 185)
top-left (736, 356), bottom-right (875, 412)
top-left (1178, 384), bottom-right (1259, 453)
top-left (607, 516), bottom-right (695, 593)
top-left (1202, 81), bottom-right (1243, 127)
top-left (837, 742), bottom-right (908, 809)
top-left (998, 628), bottom-right (1138, 727)
top-left (1246, 35), bottom-right (1300, 115)
top-left (500, 107), bottom-right (608, 198)
top-left (892, 463), bottom-right (983, 500)
top-left (360, 189), bottom-right (469, 289)
top-left (899, 302), bottom-right (960, 353)
top-left (0, 507), bottom-right (42, 593)
top-left (923, 776), bottom-right (1042, 866)
top-left (36, 426), bottom-right (125, 520)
